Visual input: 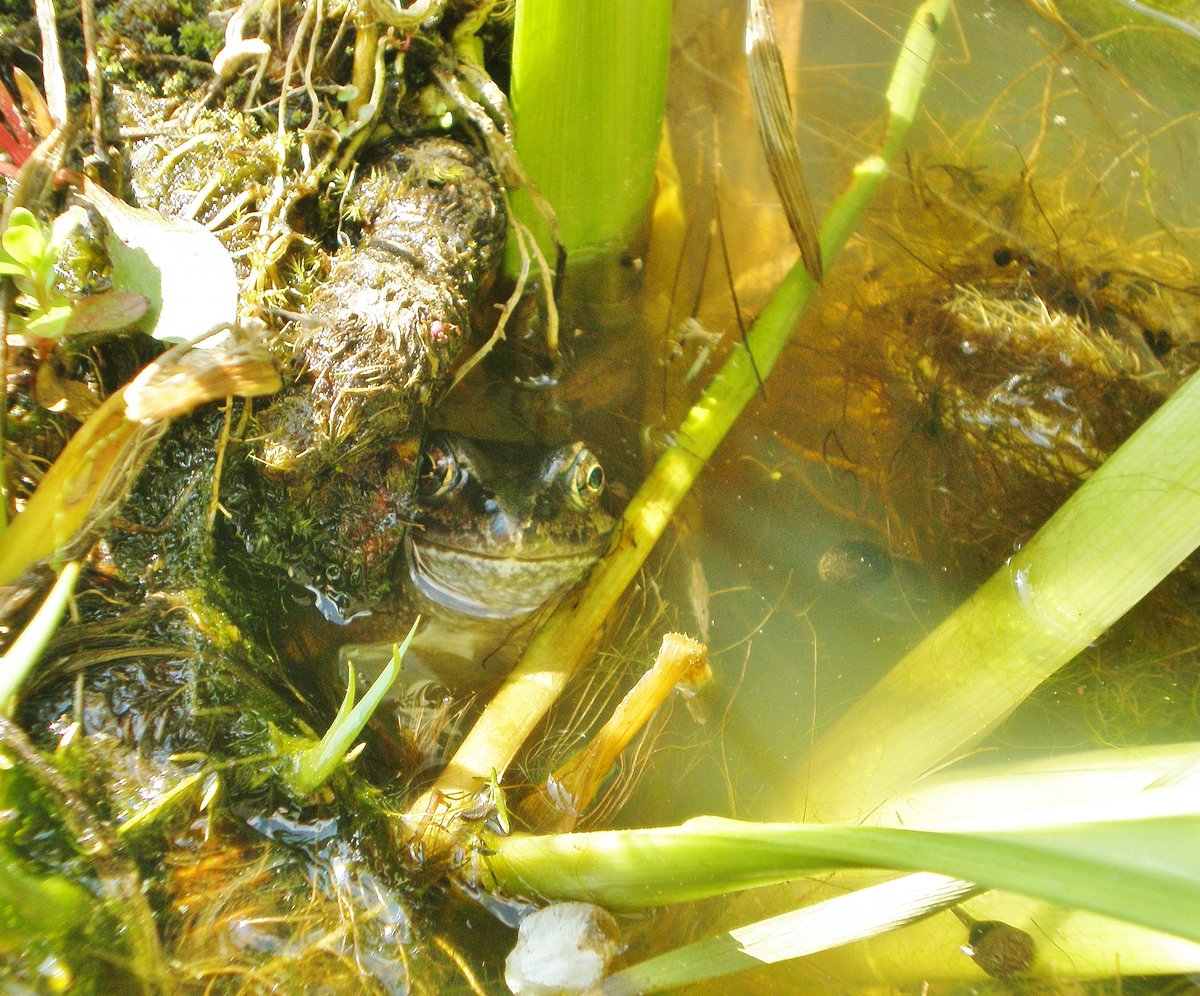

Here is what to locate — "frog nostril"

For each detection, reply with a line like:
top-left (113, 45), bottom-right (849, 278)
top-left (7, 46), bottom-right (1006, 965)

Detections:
top-left (488, 513), bottom-right (521, 545)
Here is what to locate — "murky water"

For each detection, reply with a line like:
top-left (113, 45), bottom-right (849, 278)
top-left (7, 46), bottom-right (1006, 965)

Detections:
top-left (620, 0), bottom-right (1200, 804)
top-left (8, 0), bottom-right (1199, 990)
top-left (512, 1), bottom-right (1200, 988)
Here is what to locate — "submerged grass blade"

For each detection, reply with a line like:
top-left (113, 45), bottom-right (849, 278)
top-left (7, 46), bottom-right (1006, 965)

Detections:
top-left (0, 560), bottom-right (80, 713)
top-left (870, 742), bottom-right (1200, 831)
top-left (116, 770), bottom-right (205, 838)
top-left (483, 814), bottom-right (1200, 946)
top-left (797, 363), bottom-right (1200, 824)
top-left (602, 873), bottom-right (979, 994)
top-left (408, 0), bottom-right (951, 828)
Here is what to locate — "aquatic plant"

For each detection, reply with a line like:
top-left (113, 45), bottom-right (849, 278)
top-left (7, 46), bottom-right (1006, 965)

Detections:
top-left (3, 0), bottom-right (1200, 991)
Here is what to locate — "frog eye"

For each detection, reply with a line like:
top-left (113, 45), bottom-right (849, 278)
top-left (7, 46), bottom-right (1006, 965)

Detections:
top-left (564, 448), bottom-right (605, 509)
top-left (418, 436), bottom-right (461, 500)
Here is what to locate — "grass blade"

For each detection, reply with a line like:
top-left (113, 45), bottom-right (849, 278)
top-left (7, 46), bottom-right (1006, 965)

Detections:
top-left (0, 560), bottom-right (80, 713)
top-left (602, 873), bottom-right (978, 993)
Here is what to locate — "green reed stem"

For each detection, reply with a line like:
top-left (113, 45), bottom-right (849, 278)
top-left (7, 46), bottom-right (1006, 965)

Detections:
top-left (410, 0), bottom-right (949, 821)
top-left (484, 813), bottom-right (1200, 946)
top-left (506, 0), bottom-right (672, 271)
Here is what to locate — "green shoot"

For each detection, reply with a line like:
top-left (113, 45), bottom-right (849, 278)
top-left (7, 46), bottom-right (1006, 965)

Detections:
top-left (0, 204), bottom-right (150, 338)
top-left (0, 561), bottom-right (80, 715)
top-left (0, 207), bottom-right (79, 339)
top-left (281, 619), bottom-right (418, 797)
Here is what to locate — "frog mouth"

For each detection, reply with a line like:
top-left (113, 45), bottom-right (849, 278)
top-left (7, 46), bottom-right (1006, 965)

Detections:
top-left (405, 534), bottom-right (599, 619)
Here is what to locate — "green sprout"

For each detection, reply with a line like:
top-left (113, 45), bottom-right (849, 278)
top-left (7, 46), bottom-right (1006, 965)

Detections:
top-left (0, 207), bottom-right (79, 339)
top-left (0, 204), bottom-right (150, 340)
top-left (279, 619), bottom-right (420, 798)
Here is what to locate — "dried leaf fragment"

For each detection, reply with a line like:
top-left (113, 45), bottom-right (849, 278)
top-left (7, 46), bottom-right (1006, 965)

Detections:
top-left (746, 0), bottom-right (823, 282)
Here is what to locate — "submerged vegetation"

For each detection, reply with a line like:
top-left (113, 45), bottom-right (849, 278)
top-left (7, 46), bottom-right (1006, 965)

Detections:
top-left (2, 0), bottom-right (1200, 992)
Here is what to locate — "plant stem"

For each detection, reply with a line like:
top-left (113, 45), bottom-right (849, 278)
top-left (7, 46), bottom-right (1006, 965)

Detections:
top-left (506, 0), bottom-right (672, 271)
top-left (407, 0), bottom-right (950, 826)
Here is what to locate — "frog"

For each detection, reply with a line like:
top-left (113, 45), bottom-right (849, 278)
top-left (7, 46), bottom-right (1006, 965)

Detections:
top-left (290, 432), bottom-right (616, 690)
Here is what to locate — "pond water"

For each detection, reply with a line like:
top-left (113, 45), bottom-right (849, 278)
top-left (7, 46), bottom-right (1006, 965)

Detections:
top-left (7, 0), bottom-right (1200, 990)
top-left (484, 0), bottom-right (1200, 989)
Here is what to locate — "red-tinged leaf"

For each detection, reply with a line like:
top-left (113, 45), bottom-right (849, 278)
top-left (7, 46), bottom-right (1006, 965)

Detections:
top-left (63, 292), bottom-right (150, 334)
top-left (0, 79), bottom-right (36, 166)
top-left (0, 122), bottom-right (25, 164)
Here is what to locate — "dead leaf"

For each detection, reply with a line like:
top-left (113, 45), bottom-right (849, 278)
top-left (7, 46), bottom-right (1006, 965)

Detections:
top-left (81, 178), bottom-right (239, 344)
top-left (746, 0), bottom-right (823, 282)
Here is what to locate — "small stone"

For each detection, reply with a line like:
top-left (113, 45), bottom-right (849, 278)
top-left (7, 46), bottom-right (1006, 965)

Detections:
top-left (505, 902), bottom-right (623, 995)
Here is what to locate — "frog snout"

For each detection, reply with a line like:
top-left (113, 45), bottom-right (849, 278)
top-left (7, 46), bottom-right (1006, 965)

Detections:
top-left (486, 508), bottom-right (526, 545)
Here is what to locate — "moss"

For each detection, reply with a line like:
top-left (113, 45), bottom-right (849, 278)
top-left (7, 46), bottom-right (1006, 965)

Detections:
top-left (94, 0), bottom-right (216, 89)
top-left (4, 561), bottom-right (467, 989)
top-left (177, 18), bottom-right (221, 61)
top-left (1, 4), bottom-right (524, 985)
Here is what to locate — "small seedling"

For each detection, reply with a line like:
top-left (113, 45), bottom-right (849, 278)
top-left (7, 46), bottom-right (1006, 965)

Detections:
top-left (0, 207), bottom-right (78, 339)
top-left (0, 206), bottom-right (149, 339)
top-left (280, 619), bottom-right (420, 798)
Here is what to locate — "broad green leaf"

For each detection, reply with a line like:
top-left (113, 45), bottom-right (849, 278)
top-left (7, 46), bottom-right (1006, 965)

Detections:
top-left (484, 815), bottom-right (1200, 945)
top-left (1, 208), bottom-right (46, 269)
top-left (0, 842), bottom-right (90, 938)
top-left (604, 873), bottom-right (979, 993)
